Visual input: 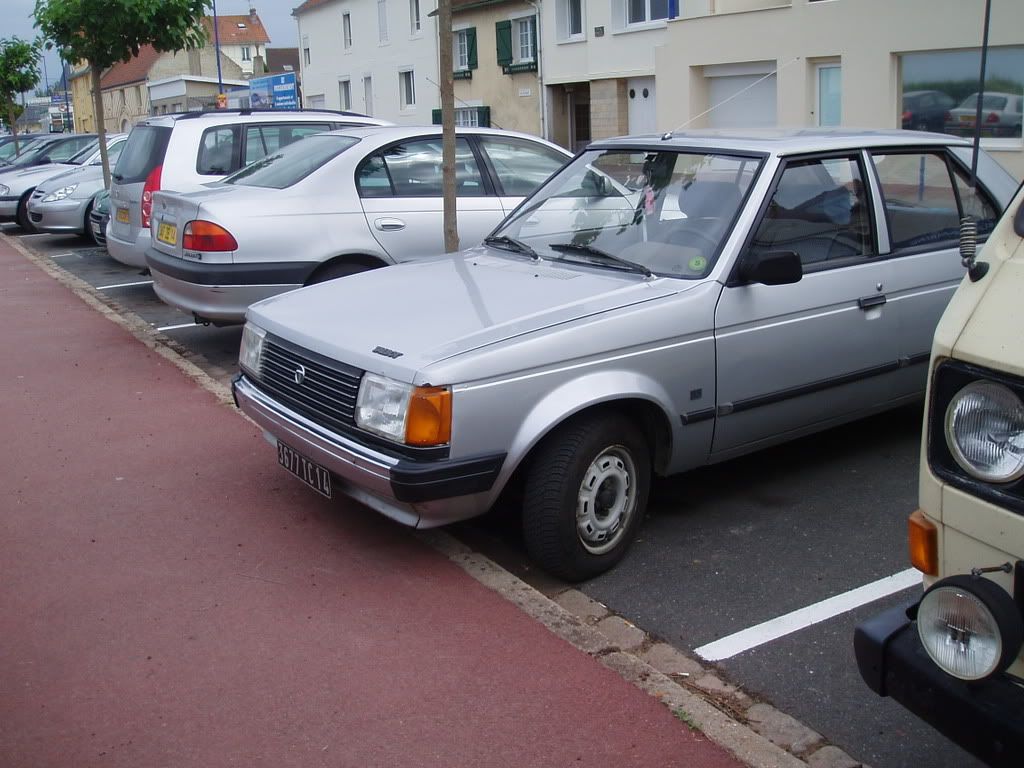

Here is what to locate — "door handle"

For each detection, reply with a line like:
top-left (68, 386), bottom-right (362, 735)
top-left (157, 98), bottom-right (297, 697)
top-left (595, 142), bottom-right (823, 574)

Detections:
top-left (857, 294), bottom-right (887, 310)
top-left (374, 217), bottom-right (406, 232)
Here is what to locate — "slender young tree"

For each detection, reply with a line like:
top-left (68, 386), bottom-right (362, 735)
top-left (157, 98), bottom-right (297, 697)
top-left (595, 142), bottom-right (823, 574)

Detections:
top-left (34, 0), bottom-right (210, 188)
top-left (0, 38), bottom-right (41, 154)
top-left (437, 0), bottom-right (459, 253)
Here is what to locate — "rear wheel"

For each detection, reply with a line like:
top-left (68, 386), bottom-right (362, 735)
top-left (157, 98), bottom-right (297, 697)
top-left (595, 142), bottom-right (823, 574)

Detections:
top-left (522, 412), bottom-right (650, 581)
top-left (307, 260), bottom-right (375, 285)
top-left (16, 190), bottom-right (37, 234)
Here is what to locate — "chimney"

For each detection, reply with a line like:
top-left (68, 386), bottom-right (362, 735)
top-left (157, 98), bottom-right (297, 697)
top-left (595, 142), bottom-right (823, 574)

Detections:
top-left (249, 5), bottom-right (257, 21)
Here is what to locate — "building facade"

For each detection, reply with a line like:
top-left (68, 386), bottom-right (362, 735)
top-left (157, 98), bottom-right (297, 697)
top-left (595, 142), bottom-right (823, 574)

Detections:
top-left (204, 6), bottom-right (272, 76)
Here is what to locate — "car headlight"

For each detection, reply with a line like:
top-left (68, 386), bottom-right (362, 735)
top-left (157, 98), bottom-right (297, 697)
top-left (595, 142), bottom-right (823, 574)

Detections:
top-left (0, 184), bottom-right (9, 195)
top-left (356, 372), bottom-right (451, 446)
top-left (42, 184), bottom-right (78, 202)
top-left (944, 380), bottom-right (1024, 483)
top-left (917, 575), bottom-right (1023, 681)
top-left (238, 322), bottom-right (267, 377)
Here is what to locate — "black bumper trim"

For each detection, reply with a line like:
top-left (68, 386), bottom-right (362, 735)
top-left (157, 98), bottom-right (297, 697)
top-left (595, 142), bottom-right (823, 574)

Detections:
top-left (145, 247), bottom-right (318, 286)
top-left (855, 603), bottom-right (1024, 768)
top-left (391, 453), bottom-right (506, 503)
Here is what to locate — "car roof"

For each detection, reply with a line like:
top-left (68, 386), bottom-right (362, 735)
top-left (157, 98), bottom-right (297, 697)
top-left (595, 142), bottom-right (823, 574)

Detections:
top-left (589, 127), bottom-right (972, 155)
top-left (324, 124), bottom-right (572, 153)
top-left (138, 109), bottom-right (388, 128)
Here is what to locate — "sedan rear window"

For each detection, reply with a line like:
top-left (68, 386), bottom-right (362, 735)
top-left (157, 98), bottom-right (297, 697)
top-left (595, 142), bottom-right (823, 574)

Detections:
top-left (113, 125), bottom-right (171, 184)
top-left (224, 134), bottom-right (360, 189)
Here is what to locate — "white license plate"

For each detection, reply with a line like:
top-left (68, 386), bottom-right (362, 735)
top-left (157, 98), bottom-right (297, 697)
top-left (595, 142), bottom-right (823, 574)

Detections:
top-left (277, 441), bottom-right (332, 498)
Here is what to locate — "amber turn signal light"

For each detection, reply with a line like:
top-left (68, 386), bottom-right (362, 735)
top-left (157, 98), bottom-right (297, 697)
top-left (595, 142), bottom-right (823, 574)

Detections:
top-left (405, 386), bottom-right (452, 446)
top-left (908, 509), bottom-right (938, 576)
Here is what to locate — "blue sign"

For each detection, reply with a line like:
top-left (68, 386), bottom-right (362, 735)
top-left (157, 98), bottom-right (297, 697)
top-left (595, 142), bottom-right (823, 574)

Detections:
top-left (248, 73), bottom-right (298, 110)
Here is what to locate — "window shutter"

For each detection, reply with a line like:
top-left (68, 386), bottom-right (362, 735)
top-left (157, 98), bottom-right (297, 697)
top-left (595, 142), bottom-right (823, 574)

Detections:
top-left (467, 27), bottom-right (478, 70)
top-left (495, 20), bottom-right (513, 66)
top-left (477, 106), bottom-right (491, 128)
top-left (530, 19), bottom-right (537, 60)
top-left (431, 108), bottom-right (442, 125)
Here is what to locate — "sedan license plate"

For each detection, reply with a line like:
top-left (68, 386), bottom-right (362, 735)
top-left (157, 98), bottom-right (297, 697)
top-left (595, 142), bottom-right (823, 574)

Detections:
top-left (115, 207), bottom-right (130, 224)
top-left (959, 115), bottom-right (975, 123)
top-left (156, 221), bottom-right (177, 245)
top-left (277, 441), bottom-right (332, 498)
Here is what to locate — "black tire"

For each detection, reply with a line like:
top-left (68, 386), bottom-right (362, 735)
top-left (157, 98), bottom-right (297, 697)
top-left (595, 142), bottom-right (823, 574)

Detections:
top-left (307, 260), bottom-right (374, 285)
top-left (522, 412), bottom-right (651, 581)
top-left (83, 200), bottom-right (98, 245)
top-left (16, 190), bottom-right (37, 234)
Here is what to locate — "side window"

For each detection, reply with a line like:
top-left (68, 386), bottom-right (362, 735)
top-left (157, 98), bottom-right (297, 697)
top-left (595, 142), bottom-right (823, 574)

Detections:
top-left (872, 152), bottom-right (963, 250)
top-left (376, 137), bottom-right (484, 197)
top-left (243, 123), bottom-right (330, 166)
top-left (197, 126), bottom-right (238, 175)
top-left (356, 154), bottom-right (393, 197)
top-left (49, 139), bottom-right (92, 161)
top-left (106, 140), bottom-right (127, 166)
top-left (477, 136), bottom-right (566, 195)
top-left (951, 165), bottom-right (1000, 238)
top-left (750, 156), bottom-right (872, 267)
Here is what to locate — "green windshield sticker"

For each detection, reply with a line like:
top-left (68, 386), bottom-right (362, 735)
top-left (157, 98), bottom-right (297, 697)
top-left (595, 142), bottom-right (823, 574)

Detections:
top-left (688, 255), bottom-right (707, 272)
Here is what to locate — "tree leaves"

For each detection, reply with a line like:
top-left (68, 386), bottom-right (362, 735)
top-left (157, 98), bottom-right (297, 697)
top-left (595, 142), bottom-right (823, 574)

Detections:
top-left (0, 37), bottom-right (41, 133)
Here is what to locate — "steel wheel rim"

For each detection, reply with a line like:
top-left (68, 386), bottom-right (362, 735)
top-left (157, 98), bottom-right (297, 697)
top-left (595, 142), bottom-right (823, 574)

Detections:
top-left (575, 445), bottom-right (636, 555)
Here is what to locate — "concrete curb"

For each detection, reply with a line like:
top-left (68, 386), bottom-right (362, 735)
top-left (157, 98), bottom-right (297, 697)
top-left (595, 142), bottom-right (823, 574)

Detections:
top-left (4, 230), bottom-right (867, 768)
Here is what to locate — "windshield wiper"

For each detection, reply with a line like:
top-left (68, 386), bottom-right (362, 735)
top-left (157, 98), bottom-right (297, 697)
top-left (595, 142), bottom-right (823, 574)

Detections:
top-left (484, 235), bottom-right (540, 261)
top-left (548, 242), bottom-right (652, 277)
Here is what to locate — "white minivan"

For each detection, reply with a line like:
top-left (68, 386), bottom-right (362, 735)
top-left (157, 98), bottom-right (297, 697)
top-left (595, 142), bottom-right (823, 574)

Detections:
top-left (106, 110), bottom-right (388, 267)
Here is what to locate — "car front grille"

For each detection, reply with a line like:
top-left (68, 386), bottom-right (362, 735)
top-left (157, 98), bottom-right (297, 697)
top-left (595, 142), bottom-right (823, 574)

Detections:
top-left (258, 338), bottom-right (363, 435)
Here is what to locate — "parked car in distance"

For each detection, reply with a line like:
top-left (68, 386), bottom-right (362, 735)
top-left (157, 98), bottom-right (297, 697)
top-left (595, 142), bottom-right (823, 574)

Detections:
top-left (0, 132), bottom-right (96, 170)
top-left (901, 90), bottom-right (956, 132)
top-left (27, 134), bottom-right (127, 238)
top-left (855, 181), bottom-right (1024, 768)
top-left (231, 129), bottom-right (1018, 580)
top-left (89, 189), bottom-right (111, 247)
top-left (106, 109), bottom-right (390, 269)
top-left (0, 133), bottom-right (100, 231)
top-left (946, 91), bottom-right (1024, 138)
top-left (0, 133), bottom-right (45, 164)
top-left (146, 125), bottom-right (572, 325)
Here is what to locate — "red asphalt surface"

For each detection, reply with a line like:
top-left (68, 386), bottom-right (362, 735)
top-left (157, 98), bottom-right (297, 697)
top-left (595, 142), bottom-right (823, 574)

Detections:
top-left (0, 236), bottom-right (744, 768)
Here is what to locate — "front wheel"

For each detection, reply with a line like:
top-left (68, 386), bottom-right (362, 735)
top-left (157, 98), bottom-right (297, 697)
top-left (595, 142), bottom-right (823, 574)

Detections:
top-left (522, 413), bottom-right (651, 581)
top-left (16, 191), bottom-right (37, 234)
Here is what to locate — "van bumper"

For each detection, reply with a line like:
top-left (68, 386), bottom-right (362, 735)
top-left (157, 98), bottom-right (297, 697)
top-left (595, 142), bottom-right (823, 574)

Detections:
top-left (855, 603), bottom-right (1024, 768)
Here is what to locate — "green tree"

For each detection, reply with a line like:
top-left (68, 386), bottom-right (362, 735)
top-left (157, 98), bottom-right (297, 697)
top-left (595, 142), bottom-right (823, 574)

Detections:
top-left (0, 38), bottom-right (41, 154)
top-left (34, 0), bottom-right (211, 187)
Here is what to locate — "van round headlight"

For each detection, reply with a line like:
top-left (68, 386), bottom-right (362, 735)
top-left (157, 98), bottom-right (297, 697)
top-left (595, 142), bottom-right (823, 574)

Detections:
top-left (944, 381), bottom-right (1024, 483)
top-left (917, 575), bottom-right (1023, 681)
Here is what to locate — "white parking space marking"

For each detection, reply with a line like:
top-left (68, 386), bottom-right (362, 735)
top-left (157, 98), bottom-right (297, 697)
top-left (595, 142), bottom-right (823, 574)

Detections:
top-left (156, 322), bottom-right (197, 332)
top-left (694, 568), bottom-right (921, 661)
top-left (96, 280), bottom-right (154, 290)
top-left (49, 252), bottom-right (75, 259)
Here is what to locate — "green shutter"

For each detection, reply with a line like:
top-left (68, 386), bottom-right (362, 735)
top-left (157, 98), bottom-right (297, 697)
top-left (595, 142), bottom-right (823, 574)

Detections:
top-left (477, 106), bottom-right (490, 128)
top-left (495, 20), bottom-right (512, 67)
top-left (467, 27), bottom-right (478, 70)
top-left (431, 108), bottom-right (441, 125)
top-left (530, 20), bottom-right (537, 61)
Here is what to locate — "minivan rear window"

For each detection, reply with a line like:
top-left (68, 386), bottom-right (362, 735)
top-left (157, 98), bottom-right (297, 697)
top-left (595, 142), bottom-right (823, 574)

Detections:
top-left (224, 134), bottom-right (359, 189)
top-left (113, 125), bottom-right (171, 184)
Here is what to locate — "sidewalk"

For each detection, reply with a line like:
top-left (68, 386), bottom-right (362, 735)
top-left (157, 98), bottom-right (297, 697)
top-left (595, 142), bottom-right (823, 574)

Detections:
top-left (0, 234), bottom-right (746, 768)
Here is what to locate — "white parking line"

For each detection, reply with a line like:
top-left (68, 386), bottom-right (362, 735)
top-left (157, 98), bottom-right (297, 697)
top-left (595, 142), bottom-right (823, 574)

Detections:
top-left (96, 280), bottom-right (154, 290)
top-left (694, 568), bottom-right (921, 662)
top-left (49, 252), bottom-right (75, 259)
top-left (156, 322), bottom-right (197, 332)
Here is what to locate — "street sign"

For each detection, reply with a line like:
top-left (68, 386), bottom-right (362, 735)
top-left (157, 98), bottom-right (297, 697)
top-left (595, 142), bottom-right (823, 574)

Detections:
top-left (248, 73), bottom-right (298, 110)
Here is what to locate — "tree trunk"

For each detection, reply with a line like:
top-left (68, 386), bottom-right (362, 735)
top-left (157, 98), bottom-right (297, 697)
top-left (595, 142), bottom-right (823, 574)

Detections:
top-left (437, 0), bottom-right (459, 253)
top-left (6, 104), bottom-right (17, 154)
top-left (91, 64), bottom-right (111, 189)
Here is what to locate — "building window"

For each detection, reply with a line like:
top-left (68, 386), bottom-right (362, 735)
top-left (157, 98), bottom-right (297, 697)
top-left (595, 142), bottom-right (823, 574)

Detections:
top-left (302, 35), bottom-right (310, 66)
top-left (378, 0), bottom-right (389, 43)
top-left (241, 46), bottom-right (252, 62)
top-left (343, 13), bottom-right (352, 49)
top-left (515, 16), bottom-right (536, 63)
top-left (627, 0), bottom-right (669, 25)
top-left (410, 0), bottom-right (421, 34)
top-left (566, 0), bottom-right (583, 37)
top-left (363, 76), bottom-right (373, 116)
top-left (900, 47), bottom-right (1023, 143)
top-left (399, 70), bottom-right (415, 108)
top-left (456, 107), bottom-right (480, 127)
top-left (455, 28), bottom-right (477, 71)
top-left (339, 79), bottom-right (352, 110)
top-left (817, 64), bottom-right (841, 127)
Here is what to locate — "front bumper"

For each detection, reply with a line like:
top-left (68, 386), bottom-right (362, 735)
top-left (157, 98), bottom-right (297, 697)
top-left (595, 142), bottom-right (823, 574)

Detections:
top-left (27, 198), bottom-right (88, 233)
top-left (232, 374), bottom-right (504, 528)
top-left (855, 603), bottom-right (1024, 768)
top-left (0, 195), bottom-right (19, 221)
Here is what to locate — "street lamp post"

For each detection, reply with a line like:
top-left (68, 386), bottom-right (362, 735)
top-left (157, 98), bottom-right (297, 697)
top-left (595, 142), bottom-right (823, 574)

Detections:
top-left (212, 0), bottom-right (224, 100)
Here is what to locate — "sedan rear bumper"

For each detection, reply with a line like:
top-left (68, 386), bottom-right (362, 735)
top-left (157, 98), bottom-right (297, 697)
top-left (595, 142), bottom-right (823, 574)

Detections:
top-left (855, 603), bottom-right (1024, 768)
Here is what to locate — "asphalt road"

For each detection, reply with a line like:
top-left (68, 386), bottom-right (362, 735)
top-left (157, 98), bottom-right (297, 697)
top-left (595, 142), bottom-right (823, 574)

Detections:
top-left (6, 223), bottom-right (985, 768)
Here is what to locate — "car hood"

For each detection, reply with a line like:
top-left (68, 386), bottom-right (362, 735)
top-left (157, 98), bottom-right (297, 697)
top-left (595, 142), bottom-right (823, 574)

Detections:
top-left (35, 163), bottom-right (103, 191)
top-left (952, 255), bottom-right (1024, 378)
top-left (0, 162), bottom-right (77, 187)
top-left (248, 248), bottom-right (688, 382)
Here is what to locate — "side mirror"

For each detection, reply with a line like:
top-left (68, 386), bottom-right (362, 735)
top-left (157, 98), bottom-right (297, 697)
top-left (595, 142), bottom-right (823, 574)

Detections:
top-left (739, 250), bottom-right (803, 286)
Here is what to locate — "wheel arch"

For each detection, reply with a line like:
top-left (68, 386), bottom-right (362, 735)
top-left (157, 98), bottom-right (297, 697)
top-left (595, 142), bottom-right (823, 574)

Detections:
top-left (303, 252), bottom-right (391, 285)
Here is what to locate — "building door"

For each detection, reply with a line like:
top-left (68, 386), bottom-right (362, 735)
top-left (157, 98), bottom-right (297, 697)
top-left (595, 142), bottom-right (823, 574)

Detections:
top-left (627, 77), bottom-right (656, 134)
top-left (705, 62), bottom-right (776, 128)
top-left (307, 94), bottom-right (326, 109)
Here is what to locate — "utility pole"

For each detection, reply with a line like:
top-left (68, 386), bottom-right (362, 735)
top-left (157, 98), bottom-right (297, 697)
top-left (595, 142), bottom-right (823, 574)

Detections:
top-left (212, 0), bottom-right (225, 102)
top-left (437, 0), bottom-right (459, 252)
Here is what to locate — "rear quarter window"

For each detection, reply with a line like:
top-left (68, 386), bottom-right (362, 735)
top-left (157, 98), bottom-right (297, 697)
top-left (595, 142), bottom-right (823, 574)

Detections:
top-left (224, 134), bottom-right (359, 189)
top-left (113, 125), bottom-right (171, 184)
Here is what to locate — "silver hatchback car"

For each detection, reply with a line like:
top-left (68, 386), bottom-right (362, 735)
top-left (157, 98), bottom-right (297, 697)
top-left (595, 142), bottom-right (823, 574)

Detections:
top-left (146, 125), bottom-right (571, 325)
top-left (233, 129), bottom-right (1018, 581)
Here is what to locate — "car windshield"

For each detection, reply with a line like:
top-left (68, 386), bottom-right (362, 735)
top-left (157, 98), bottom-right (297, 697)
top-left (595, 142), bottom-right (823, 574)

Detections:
top-left (490, 148), bottom-right (761, 279)
top-left (68, 139), bottom-right (100, 164)
top-left (0, 137), bottom-right (38, 161)
top-left (8, 140), bottom-right (57, 167)
top-left (959, 93), bottom-right (1009, 110)
top-left (224, 134), bottom-right (360, 189)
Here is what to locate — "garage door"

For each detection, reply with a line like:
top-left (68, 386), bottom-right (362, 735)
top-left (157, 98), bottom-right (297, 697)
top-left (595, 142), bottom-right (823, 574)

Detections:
top-left (706, 63), bottom-right (777, 129)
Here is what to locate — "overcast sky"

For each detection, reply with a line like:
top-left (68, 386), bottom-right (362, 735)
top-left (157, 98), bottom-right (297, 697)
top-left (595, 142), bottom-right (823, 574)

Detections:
top-left (1, 0), bottom-right (300, 93)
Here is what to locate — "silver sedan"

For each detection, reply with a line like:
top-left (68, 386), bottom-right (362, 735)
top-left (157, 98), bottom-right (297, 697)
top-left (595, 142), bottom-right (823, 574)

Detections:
top-left (146, 126), bottom-right (571, 325)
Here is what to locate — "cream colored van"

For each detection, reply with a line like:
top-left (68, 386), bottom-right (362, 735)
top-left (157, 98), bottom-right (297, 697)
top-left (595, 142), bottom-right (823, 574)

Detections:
top-left (856, 181), bottom-right (1024, 768)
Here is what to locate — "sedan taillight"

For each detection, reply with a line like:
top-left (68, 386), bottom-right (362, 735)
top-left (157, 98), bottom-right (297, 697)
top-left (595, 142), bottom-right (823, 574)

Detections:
top-left (985, 111), bottom-right (1000, 124)
top-left (183, 220), bottom-right (238, 252)
top-left (141, 164), bottom-right (162, 229)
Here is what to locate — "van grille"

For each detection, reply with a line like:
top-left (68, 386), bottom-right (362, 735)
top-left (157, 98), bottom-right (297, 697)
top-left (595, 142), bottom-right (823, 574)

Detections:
top-left (257, 339), bottom-right (363, 433)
